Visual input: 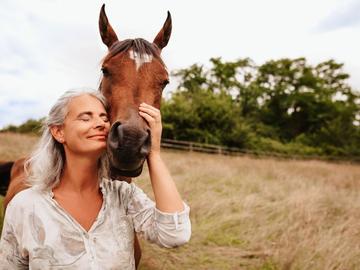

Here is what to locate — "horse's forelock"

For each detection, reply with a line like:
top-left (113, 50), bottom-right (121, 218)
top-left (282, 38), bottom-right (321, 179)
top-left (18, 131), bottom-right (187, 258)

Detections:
top-left (102, 38), bottom-right (164, 66)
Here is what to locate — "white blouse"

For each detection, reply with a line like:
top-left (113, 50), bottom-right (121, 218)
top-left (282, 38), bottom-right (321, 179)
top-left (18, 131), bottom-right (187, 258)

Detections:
top-left (0, 178), bottom-right (191, 269)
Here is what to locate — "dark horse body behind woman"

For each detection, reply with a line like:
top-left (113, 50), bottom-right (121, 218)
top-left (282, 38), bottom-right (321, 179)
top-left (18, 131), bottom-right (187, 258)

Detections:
top-left (0, 4), bottom-right (172, 269)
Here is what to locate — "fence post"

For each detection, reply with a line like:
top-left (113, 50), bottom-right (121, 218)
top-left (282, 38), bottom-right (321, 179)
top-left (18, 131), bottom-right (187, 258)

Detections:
top-left (218, 147), bottom-right (222, 155)
top-left (189, 143), bottom-right (193, 152)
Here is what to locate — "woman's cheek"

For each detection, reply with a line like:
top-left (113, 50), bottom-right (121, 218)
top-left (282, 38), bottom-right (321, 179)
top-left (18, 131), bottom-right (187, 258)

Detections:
top-left (105, 125), bottom-right (110, 134)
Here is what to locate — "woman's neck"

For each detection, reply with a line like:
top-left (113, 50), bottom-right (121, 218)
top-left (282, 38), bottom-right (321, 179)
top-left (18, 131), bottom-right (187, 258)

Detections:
top-left (55, 153), bottom-right (101, 196)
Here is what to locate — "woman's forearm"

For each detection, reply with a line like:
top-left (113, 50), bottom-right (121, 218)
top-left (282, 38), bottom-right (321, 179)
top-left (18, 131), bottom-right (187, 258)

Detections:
top-left (139, 102), bottom-right (185, 213)
top-left (147, 152), bottom-right (185, 213)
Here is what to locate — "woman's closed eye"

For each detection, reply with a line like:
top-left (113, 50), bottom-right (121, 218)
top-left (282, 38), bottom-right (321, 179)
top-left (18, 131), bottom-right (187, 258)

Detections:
top-left (79, 116), bottom-right (91, 121)
top-left (77, 112), bottom-right (109, 123)
top-left (101, 115), bottom-right (110, 122)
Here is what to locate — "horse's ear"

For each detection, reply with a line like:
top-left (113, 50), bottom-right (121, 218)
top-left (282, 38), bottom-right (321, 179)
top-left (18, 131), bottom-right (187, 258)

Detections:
top-left (99, 4), bottom-right (119, 48)
top-left (153, 11), bottom-right (172, 51)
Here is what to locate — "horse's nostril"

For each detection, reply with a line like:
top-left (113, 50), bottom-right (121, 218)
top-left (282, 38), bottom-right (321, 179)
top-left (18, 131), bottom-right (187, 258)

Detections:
top-left (108, 121), bottom-right (122, 149)
top-left (112, 121), bottom-right (121, 128)
top-left (139, 131), bottom-right (151, 157)
top-left (139, 147), bottom-right (149, 157)
top-left (144, 129), bottom-right (151, 144)
top-left (116, 125), bottom-right (124, 143)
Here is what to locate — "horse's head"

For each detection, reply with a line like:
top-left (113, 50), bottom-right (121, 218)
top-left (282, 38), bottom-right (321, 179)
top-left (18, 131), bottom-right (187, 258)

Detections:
top-left (98, 4), bottom-right (171, 177)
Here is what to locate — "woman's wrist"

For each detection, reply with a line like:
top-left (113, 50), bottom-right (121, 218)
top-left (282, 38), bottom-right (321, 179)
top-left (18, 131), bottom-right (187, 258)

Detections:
top-left (148, 150), bottom-right (161, 160)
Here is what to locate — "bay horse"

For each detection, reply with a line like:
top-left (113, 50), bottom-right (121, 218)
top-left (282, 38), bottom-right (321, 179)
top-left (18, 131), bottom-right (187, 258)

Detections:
top-left (0, 4), bottom-right (172, 269)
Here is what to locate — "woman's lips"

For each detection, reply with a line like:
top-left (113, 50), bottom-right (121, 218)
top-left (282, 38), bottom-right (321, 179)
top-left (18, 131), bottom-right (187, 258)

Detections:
top-left (88, 134), bottom-right (107, 140)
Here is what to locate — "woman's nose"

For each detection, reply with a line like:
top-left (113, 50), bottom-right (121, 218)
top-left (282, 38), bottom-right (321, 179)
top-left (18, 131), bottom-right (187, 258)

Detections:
top-left (94, 117), bottom-right (108, 129)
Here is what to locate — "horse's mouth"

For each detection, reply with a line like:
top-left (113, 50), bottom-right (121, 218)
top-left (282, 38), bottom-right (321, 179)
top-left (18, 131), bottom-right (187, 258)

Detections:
top-left (110, 162), bottom-right (145, 177)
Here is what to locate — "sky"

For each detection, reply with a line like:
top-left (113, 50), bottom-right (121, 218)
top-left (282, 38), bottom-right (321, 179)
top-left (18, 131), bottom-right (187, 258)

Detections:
top-left (1, 0), bottom-right (360, 128)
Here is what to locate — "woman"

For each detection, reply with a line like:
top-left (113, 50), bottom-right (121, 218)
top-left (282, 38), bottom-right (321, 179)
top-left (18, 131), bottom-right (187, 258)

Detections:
top-left (0, 90), bottom-right (191, 269)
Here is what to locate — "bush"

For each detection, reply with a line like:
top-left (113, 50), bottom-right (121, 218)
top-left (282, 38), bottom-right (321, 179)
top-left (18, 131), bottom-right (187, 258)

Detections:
top-left (0, 118), bottom-right (44, 135)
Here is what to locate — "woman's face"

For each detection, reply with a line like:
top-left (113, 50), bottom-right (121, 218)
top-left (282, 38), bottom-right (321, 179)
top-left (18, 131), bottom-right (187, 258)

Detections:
top-left (55, 94), bottom-right (110, 157)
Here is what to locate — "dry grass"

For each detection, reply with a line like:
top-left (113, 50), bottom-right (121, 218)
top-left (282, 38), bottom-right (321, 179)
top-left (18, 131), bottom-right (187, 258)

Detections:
top-left (0, 132), bottom-right (39, 160)
top-left (1, 132), bottom-right (360, 269)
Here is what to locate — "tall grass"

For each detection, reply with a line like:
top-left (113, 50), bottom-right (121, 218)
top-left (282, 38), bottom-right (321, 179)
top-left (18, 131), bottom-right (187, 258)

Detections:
top-left (1, 132), bottom-right (360, 269)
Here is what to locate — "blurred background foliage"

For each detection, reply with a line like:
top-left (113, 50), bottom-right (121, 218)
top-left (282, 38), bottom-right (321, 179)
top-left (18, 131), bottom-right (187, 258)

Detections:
top-left (2, 57), bottom-right (360, 158)
top-left (161, 57), bottom-right (360, 158)
top-left (1, 118), bottom-right (44, 135)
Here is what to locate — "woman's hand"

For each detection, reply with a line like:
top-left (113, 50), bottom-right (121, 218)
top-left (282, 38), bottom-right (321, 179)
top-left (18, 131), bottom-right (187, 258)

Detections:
top-left (139, 103), bottom-right (184, 213)
top-left (138, 102), bottom-right (162, 157)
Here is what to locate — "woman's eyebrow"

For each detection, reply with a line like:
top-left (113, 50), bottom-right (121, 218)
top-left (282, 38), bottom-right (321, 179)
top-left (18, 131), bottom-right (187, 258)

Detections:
top-left (77, 111), bottom-right (93, 117)
top-left (77, 111), bottom-right (108, 117)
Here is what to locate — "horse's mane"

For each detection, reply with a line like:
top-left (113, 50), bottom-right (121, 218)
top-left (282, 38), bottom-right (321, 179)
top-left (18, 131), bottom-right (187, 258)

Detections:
top-left (102, 38), bottom-right (165, 66)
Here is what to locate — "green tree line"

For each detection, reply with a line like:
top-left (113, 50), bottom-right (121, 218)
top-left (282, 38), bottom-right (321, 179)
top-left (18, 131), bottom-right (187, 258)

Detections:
top-left (1, 118), bottom-right (44, 135)
top-left (161, 57), bottom-right (360, 157)
top-left (2, 57), bottom-right (360, 158)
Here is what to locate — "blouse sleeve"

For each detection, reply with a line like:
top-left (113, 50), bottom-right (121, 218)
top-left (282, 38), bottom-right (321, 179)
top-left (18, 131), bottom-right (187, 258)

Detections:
top-left (0, 200), bottom-right (28, 269)
top-left (126, 183), bottom-right (191, 248)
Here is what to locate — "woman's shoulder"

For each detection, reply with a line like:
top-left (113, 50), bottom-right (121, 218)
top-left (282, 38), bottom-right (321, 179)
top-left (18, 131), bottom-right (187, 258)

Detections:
top-left (7, 187), bottom-right (43, 212)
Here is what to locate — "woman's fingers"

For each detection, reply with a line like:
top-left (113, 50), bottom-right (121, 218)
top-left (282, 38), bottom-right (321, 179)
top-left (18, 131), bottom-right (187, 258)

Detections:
top-left (139, 103), bottom-right (162, 154)
top-left (139, 103), bottom-right (159, 114)
top-left (139, 108), bottom-right (160, 120)
top-left (139, 111), bottom-right (155, 124)
top-left (139, 103), bottom-right (161, 121)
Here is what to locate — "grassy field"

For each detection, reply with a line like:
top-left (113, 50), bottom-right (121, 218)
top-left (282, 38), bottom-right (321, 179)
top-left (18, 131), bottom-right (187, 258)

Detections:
top-left (1, 132), bottom-right (360, 269)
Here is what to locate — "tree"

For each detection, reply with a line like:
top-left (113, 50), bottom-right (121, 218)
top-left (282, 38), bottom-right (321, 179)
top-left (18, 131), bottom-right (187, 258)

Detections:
top-left (162, 56), bottom-right (360, 157)
top-left (256, 58), bottom-right (360, 144)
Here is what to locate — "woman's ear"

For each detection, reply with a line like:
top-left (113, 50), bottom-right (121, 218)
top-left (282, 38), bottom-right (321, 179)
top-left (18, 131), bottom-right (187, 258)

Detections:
top-left (50, 125), bottom-right (65, 143)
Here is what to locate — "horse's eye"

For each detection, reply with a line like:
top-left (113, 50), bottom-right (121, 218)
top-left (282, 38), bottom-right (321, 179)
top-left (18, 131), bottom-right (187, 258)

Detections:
top-left (161, 79), bottom-right (169, 89)
top-left (101, 67), bottom-right (110, 77)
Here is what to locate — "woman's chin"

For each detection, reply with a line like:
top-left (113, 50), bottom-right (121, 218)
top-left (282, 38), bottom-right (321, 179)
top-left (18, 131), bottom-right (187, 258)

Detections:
top-left (79, 143), bottom-right (107, 156)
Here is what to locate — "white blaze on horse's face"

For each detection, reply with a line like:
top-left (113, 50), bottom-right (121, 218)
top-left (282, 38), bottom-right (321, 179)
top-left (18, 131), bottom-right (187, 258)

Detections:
top-left (129, 50), bottom-right (153, 71)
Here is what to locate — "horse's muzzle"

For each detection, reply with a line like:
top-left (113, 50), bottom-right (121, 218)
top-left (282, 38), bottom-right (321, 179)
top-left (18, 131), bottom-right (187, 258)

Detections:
top-left (107, 121), bottom-right (151, 177)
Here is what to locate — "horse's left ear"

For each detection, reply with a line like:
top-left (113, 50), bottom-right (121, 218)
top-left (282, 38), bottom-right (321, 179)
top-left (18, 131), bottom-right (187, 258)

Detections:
top-left (153, 11), bottom-right (172, 51)
top-left (99, 4), bottom-right (119, 48)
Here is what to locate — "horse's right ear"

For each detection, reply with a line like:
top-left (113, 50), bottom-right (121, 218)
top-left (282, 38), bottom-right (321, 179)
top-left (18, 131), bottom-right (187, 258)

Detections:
top-left (153, 11), bottom-right (172, 51)
top-left (99, 4), bottom-right (119, 48)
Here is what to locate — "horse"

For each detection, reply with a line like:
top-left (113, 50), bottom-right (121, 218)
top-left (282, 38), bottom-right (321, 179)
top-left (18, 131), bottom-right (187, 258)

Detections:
top-left (0, 4), bottom-right (172, 269)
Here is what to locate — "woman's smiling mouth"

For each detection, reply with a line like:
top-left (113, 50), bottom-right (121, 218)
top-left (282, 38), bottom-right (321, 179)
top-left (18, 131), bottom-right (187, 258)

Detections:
top-left (87, 134), bottom-right (107, 140)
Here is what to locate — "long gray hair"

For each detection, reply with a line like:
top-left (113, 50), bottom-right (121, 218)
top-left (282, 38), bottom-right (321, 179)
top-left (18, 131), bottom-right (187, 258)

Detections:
top-left (25, 89), bottom-right (110, 191)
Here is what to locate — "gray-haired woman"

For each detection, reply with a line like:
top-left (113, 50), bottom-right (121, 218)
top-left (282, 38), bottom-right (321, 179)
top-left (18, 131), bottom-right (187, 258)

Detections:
top-left (0, 90), bottom-right (191, 269)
